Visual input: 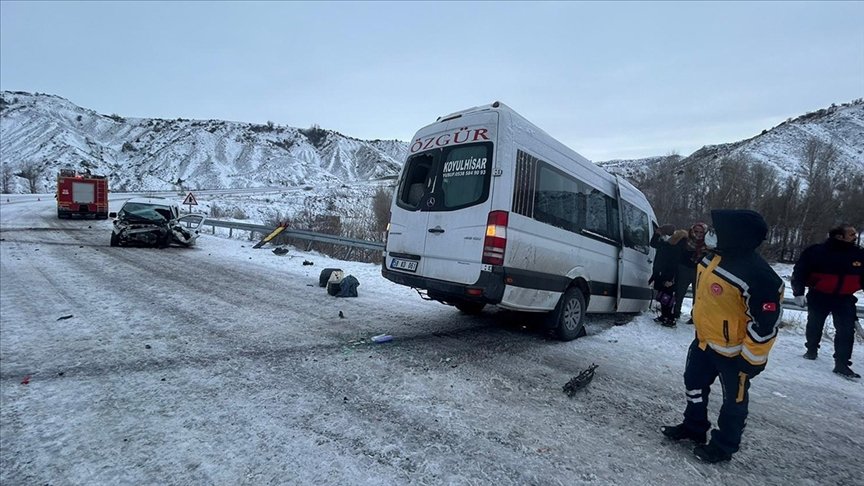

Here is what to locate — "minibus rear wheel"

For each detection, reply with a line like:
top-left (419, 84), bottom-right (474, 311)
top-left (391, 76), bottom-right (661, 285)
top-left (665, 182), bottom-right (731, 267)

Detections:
top-left (550, 287), bottom-right (586, 341)
top-left (454, 301), bottom-right (486, 315)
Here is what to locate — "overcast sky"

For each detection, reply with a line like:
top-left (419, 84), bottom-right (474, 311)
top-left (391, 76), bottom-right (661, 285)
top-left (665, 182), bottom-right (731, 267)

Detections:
top-left (1, 1), bottom-right (862, 161)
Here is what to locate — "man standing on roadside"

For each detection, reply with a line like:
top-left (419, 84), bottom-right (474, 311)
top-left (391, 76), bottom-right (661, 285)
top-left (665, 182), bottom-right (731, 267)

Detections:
top-left (671, 222), bottom-right (709, 325)
top-left (662, 209), bottom-right (783, 463)
top-left (792, 223), bottom-right (864, 379)
top-left (650, 224), bottom-right (684, 327)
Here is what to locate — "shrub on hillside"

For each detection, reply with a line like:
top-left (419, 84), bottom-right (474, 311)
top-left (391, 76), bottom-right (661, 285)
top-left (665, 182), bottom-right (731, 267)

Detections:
top-left (300, 124), bottom-right (328, 149)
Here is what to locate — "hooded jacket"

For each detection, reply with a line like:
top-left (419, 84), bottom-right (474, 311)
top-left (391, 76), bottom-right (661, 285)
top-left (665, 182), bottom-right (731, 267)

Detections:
top-left (650, 229), bottom-right (687, 288)
top-left (692, 210), bottom-right (784, 370)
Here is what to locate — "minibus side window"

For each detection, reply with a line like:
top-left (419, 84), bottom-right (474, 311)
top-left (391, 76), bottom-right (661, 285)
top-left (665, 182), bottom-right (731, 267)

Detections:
top-left (527, 156), bottom-right (622, 242)
top-left (621, 200), bottom-right (650, 254)
top-left (585, 189), bottom-right (618, 241)
top-left (534, 165), bottom-right (585, 233)
top-left (512, 150), bottom-right (537, 218)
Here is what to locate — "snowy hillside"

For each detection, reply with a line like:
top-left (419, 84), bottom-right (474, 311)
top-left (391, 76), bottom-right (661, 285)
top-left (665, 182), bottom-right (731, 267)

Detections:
top-left (595, 155), bottom-right (684, 181)
top-left (3, 91), bottom-right (862, 196)
top-left (691, 100), bottom-right (864, 177)
top-left (598, 99), bottom-right (864, 181)
top-left (0, 91), bottom-right (407, 193)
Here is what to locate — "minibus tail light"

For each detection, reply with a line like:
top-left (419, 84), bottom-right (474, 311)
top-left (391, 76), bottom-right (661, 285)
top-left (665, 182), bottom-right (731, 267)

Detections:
top-left (382, 212), bottom-right (391, 256)
top-left (483, 211), bottom-right (508, 266)
top-left (384, 212), bottom-right (391, 242)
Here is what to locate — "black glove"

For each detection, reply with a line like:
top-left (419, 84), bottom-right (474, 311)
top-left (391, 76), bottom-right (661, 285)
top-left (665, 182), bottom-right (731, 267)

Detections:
top-left (737, 356), bottom-right (765, 378)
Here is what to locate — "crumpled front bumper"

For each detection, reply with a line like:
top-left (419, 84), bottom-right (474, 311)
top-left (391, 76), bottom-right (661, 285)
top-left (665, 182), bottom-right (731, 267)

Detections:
top-left (114, 222), bottom-right (171, 246)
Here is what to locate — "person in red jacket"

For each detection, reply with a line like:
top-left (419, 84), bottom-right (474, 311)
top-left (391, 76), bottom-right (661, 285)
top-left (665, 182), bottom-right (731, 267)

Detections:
top-left (662, 209), bottom-right (783, 463)
top-left (792, 223), bottom-right (864, 379)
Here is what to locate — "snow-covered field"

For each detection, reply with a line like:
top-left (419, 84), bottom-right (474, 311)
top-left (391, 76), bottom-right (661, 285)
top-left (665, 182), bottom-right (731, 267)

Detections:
top-left (1, 194), bottom-right (862, 485)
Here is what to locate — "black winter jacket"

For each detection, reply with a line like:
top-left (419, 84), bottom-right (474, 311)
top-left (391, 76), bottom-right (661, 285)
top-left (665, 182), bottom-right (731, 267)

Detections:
top-left (791, 238), bottom-right (864, 297)
top-left (650, 233), bottom-right (683, 289)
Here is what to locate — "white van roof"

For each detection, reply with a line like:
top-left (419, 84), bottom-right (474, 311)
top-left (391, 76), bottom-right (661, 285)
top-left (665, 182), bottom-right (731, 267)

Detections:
top-left (435, 101), bottom-right (591, 163)
top-left (431, 102), bottom-right (654, 216)
top-left (436, 101), bottom-right (508, 121)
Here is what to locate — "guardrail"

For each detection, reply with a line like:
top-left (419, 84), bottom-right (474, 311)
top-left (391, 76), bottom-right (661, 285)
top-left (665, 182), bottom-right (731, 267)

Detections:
top-left (203, 218), bottom-right (385, 252)
top-left (683, 291), bottom-right (864, 319)
top-left (203, 217), bottom-right (863, 317)
top-left (782, 297), bottom-right (864, 319)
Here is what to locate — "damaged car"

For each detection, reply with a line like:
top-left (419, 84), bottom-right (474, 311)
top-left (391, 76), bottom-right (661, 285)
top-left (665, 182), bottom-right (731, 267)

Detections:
top-left (109, 197), bottom-right (206, 248)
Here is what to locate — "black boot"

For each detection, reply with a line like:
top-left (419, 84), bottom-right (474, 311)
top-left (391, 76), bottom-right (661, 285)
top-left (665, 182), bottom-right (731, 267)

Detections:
top-left (661, 423), bottom-right (706, 444)
top-left (803, 350), bottom-right (817, 360)
top-left (693, 441), bottom-right (732, 463)
top-left (833, 363), bottom-right (861, 379)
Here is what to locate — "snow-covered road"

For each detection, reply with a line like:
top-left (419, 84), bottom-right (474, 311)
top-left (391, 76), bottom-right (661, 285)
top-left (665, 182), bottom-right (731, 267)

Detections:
top-left (1, 195), bottom-right (862, 485)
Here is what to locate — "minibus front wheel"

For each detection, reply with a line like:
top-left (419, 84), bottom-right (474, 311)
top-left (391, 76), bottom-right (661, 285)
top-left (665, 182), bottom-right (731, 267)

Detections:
top-left (549, 287), bottom-right (587, 341)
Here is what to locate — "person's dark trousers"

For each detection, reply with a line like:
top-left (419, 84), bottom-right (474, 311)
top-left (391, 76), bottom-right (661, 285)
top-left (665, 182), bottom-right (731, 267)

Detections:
top-left (661, 301), bottom-right (675, 319)
top-left (805, 292), bottom-right (858, 365)
top-left (682, 340), bottom-right (751, 455)
top-left (673, 265), bottom-right (696, 318)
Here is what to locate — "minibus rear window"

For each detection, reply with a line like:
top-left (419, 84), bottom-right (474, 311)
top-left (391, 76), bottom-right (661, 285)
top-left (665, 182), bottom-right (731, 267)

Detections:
top-left (439, 144), bottom-right (491, 209)
top-left (396, 142), bottom-right (492, 211)
top-left (397, 153), bottom-right (434, 208)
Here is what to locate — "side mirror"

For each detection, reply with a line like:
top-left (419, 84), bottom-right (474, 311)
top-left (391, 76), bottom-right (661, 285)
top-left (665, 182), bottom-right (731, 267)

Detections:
top-left (109, 212), bottom-right (117, 218)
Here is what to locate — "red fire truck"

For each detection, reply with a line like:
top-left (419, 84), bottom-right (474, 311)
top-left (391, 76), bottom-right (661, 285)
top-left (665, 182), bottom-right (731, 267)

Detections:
top-left (56, 169), bottom-right (109, 219)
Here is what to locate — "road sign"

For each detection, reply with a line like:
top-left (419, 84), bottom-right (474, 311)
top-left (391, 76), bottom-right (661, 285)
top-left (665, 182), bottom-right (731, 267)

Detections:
top-left (182, 192), bottom-right (198, 206)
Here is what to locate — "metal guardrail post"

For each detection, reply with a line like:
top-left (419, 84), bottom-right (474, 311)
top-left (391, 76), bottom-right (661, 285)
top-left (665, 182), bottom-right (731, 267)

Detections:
top-left (203, 218), bottom-right (386, 251)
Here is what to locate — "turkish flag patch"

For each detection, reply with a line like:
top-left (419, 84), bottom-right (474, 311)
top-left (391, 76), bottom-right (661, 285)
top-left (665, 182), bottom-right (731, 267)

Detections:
top-left (762, 302), bottom-right (777, 312)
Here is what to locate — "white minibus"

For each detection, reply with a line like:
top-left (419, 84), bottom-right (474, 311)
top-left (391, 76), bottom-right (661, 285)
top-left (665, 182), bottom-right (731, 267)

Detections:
top-left (382, 102), bottom-right (657, 340)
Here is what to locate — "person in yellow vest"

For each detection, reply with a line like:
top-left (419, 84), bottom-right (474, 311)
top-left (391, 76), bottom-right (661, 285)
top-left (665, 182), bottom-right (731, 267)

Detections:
top-left (661, 209), bottom-right (784, 463)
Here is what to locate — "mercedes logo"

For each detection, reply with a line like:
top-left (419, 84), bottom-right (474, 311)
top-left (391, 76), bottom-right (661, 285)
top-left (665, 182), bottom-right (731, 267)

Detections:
top-left (426, 197), bottom-right (435, 207)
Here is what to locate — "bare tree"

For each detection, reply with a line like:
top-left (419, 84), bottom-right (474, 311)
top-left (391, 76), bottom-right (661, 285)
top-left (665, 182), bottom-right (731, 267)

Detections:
top-left (671, 156), bottom-right (718, 226)
top-left (371, 187), bottom-right (393, 237)
top-left (15, 161), bottom-right (43, 194)
top-left (631, 153), bottom-right (685, 226)
top-left (762, 175), bottom-right (801, 261)
top-left (797, 139), bottom-right (840, 247)
top-left (836, 172), bottom-right (864, 239)
top-left (1, 162), bottom-right (14, 194)
top-left (708, 157), bottom-right (752, 210)
top-left (631, 138), bottom-right (857, 262)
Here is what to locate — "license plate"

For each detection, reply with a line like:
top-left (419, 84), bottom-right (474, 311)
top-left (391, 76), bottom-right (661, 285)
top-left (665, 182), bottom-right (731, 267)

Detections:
top-left (390, 258), bottom-right (418, 272)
